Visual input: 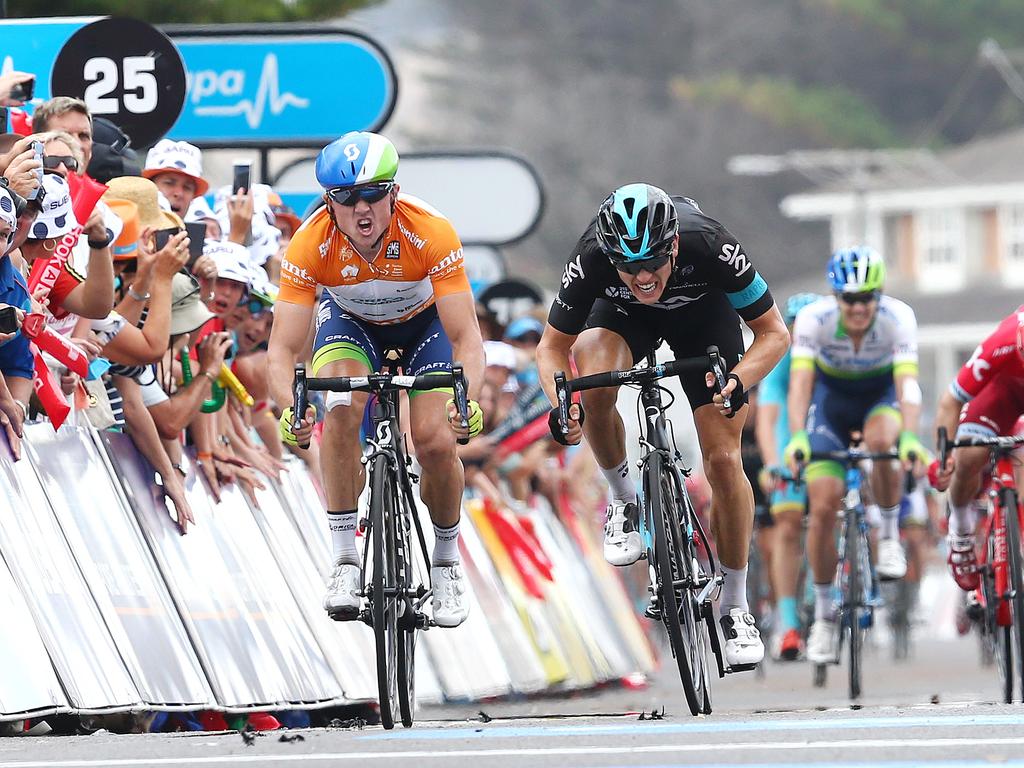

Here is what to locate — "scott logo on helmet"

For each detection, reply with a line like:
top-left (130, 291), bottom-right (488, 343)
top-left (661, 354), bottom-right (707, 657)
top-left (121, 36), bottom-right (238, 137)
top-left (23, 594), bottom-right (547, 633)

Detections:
top-left (344, 143), bottom-right (360, 162)
top-left (718, 242), bottom-right (752, 277)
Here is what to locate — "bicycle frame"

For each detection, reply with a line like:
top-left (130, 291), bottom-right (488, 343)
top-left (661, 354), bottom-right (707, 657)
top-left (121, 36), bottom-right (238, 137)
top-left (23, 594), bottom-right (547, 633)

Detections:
top-left (831, 457), bottom-right (881, 636)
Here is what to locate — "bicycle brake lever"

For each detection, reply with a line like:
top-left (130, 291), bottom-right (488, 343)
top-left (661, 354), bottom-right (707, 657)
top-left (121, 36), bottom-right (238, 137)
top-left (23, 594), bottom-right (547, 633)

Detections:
top-left (707, 345), bottom-right (733, 414)
top-left (451, 361), bottom-right (470, 446)
top-left (292, 363), bottom-right (310, 449)
top-left (554, 371), bottom-right (570, 436)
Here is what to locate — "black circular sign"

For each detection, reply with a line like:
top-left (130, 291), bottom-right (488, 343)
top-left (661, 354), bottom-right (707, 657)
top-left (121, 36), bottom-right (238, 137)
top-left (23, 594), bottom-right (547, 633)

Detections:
top-left (478, 278), bottom-right (544, 326)
top-left (51, 17), bottom-right (186, 150)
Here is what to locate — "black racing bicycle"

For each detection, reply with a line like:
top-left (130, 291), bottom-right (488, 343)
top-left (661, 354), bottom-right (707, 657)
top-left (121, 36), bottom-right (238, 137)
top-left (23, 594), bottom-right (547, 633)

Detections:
top-left (293, 360), bottom-right (470, 729)
top-left (554, 346), bottom-right (749, 716)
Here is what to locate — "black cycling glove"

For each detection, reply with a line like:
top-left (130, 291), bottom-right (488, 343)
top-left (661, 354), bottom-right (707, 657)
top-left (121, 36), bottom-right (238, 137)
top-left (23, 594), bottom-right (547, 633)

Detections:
top-left (548, 403), bottom-right (585, 446)
top-left (724, 372), bottom-right (747, 418)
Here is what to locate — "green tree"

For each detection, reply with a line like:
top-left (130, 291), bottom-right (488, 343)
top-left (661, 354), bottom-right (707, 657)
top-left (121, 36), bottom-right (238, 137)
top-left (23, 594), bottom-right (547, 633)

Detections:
top-left (5, 0), bottom-right (379, 23)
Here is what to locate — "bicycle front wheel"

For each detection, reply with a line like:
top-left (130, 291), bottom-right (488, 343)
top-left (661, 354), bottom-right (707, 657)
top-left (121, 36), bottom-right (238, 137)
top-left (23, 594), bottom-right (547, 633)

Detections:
top-left (1002, 488), bottom-right (1024, 703)
top-left (395, 485), bottom-right (418, 728)
top-left (845, 513), bottom-right (862, 700)
top-left (369, 455), bottom-right (400, 730)
top-left (983, 532), bottom-right (1012, 703)
top-left (648, 453), bottom-right (711, 715)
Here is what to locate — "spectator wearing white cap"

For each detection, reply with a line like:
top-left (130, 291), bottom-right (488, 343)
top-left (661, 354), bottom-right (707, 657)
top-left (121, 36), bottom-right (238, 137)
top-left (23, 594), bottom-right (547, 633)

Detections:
top-left (203, 240), bottom-right (251, 322)
top-left (142, 139), bottom-right (210, 219)
top-left (186, 196), bottom-right (222, 242)
top-left (20, 173), bottom-right (114, 320)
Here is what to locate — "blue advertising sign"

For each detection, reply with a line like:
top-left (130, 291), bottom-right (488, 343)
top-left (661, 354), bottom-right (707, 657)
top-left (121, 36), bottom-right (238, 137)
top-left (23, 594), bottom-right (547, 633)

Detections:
top-left (0, 20), bottom-right (397, 147)
top-left (167, 30), bottom-right (397, 146)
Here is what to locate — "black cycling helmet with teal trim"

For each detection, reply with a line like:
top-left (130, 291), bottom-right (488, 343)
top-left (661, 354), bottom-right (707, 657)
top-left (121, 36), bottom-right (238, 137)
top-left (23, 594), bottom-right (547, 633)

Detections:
top-left (315, 131), bottom-right (399, 189)
top-left (784, 292), bottom-right (821, 325)
top-left (595, 183), bottom-right (678, 264)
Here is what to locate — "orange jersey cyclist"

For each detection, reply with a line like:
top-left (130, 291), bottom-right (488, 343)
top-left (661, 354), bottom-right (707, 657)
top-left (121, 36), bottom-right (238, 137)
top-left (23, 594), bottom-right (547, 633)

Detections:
top-left (267, 132), bottom-right (485, 627)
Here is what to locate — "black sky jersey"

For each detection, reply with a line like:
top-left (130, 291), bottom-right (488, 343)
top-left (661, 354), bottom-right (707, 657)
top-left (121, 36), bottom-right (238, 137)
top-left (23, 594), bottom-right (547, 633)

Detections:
top-left (548, 196), bottom-right (774, 335)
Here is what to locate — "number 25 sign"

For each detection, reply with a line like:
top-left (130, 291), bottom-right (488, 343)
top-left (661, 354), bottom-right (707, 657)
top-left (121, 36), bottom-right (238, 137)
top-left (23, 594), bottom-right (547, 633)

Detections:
top-left (51, 17), bottom-right (186, 149)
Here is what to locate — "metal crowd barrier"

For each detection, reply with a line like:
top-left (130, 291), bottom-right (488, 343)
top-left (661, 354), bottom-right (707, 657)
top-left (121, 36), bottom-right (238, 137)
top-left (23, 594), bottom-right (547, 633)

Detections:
top-left (0, 422), bottom-right (655, 722)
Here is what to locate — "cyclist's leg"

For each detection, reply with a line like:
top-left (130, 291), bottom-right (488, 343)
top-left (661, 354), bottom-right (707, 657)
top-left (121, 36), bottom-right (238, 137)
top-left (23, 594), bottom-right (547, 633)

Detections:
top-left (770, 490), bottom-right (805, 658)
top-left (863, 393), bottom-right (902, 535)
top-left (311, 302), bottom-right (375, 615)
top-left (403, 312), bottom-right (469, 627)
top-left (574, 301), bottom-right (655, 566)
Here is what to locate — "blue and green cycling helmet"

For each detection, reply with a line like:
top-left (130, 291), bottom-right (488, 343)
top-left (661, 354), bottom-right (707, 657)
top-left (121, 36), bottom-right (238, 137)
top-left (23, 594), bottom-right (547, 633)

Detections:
top-left (595, 183), bottom-right (678, 266)
top-left (315, 131), bottom-right (399, 190)
top-left (784, 292), bottom-right (820, 325)
top-left (827, 246), bottom-right (886, 293)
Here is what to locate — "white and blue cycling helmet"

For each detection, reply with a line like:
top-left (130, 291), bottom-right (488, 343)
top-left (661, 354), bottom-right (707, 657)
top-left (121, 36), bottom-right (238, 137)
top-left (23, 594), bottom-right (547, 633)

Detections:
top-left (315, 131), bottom-right (399, 190)
top-left (595, 183), bottom-right (678, 265)
top-left (826, 246), bottom-right (886, 293)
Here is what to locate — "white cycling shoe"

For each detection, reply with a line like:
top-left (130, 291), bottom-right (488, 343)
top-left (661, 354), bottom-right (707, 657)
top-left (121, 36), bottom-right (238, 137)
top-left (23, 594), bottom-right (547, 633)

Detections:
top-left (876, 538), bottom-right (908, 580)
top-left (432, 563), bottom-right (470, 628)
top-left (604, 501), bottom-right (643, 566)
top-left (719, 608), bottom-right (764, 667)
top-left (807, 618), bottom-right (838, 663)
top-left (324, 560), bottom-right (362, 619)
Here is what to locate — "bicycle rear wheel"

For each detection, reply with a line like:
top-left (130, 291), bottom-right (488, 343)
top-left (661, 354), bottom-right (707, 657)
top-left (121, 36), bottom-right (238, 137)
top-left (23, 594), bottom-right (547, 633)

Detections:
top-left (1002, 488), bottom-right (1024, 703)
top-left (845, 513), bottom-right (862, 700)
top-left (369, 456), bottom-right (399, 730)
top-left (648, 453), bottom-right (711, 715)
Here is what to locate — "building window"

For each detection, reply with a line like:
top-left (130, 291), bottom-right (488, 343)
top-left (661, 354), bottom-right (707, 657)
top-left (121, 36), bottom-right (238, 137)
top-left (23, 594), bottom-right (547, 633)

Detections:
top-left (915, 208), bottom-right (965, 292)
top-left (1002, 204), bottom-right (1024, 276)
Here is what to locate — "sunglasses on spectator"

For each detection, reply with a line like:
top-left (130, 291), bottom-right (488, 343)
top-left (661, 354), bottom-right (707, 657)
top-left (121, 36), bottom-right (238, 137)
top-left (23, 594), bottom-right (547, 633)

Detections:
top-left (612, 252), bottom-right (672, 276)
top-left (43, 155), bottom-right (79, 173)
top-left (838, 290), bottom-right (880, 305)
top-left (326, 181), bottom-right (395, 207)
top-left (238, 296), bottom-right (271, 315)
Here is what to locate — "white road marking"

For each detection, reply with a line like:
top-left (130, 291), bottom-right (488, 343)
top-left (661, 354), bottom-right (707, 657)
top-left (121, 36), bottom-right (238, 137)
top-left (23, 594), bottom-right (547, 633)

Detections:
top-left (5, 735), bottom-right (1024, 766)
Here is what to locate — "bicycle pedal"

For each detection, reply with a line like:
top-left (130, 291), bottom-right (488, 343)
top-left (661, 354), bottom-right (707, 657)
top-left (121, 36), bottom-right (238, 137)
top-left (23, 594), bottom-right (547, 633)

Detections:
top-left (358, 608), bottom-right (373, 627)
top-left (726, 662), bottom-right (758, 674)
top-left (327, 606), bottom-right (360, 623)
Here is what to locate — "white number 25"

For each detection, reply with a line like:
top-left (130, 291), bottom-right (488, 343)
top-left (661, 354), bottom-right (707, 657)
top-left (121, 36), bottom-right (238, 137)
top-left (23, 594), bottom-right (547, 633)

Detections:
top-left (83, 56), bottom-right (158, 115)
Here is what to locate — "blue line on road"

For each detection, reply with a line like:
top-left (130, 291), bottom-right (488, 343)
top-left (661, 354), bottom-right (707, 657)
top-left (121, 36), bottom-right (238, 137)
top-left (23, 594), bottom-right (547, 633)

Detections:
top-left (361, 713), bottom-right (1024, 740)
top-left (596, 764), bottom-right (1024, 768)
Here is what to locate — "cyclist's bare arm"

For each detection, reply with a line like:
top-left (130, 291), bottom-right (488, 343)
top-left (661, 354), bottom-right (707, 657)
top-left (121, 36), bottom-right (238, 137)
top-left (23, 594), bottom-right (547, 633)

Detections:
top-left (755, 401), bottom-right (782, 467)
top-left (267, 299), bottom-right (315, 412)
top-left (730, 305), bottom-right (789, 391)
top-left (435, 290), bottom-right (485, 400)
top-left (787, 365), bottom-right (815, 436)
top-left (536, 324), bottom-right (576, 407)
top-left (894, 371), bottom-right (922, 435)
top-left (935, 388), bottom-right (964, 445)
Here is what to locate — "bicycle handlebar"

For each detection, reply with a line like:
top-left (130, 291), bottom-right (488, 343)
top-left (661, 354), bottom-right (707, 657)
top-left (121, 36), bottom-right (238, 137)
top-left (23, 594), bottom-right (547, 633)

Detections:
top-left (937, 425), bottom-right (1024, 469)
top-left (793, 449), bottom-right (900, 465)
top-left (552, 345), bottom-right (731, 438)
top-left (291, 363), bottom-right (472, 449)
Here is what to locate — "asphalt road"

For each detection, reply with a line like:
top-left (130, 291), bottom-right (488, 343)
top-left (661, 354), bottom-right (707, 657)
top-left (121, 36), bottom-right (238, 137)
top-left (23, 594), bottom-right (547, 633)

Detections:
top-left (2, 604), bottom-right (1022, 768)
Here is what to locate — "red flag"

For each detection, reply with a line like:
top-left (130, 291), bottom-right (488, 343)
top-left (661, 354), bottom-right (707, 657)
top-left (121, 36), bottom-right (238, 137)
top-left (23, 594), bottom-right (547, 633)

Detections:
top-left (31, 348), bottom-right (71, 430)
top-left (8, 108), bottom-right (32, 136)
top-left (21, 314), bottom-right (89, 377)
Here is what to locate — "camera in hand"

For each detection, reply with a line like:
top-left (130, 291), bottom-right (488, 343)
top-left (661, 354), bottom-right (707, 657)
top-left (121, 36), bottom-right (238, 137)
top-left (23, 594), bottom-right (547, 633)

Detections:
top-left (153, 226), bottom-right (182, 252)
top-left (26, 142), bottom-right (45, 203)
top-left (232, 160), bottom-right (251, 195)
top-left (8, 77), bottom-right (34, 103)
top-left (0, 305), bottom-right (21, 334)
top-left (184, 221), bottom-right (206, 270)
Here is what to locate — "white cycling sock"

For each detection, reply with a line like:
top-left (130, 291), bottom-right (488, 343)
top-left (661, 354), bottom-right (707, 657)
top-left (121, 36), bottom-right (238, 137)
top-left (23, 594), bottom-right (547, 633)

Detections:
top-left (328, 510), bottom-right (359, 565)
top-left (601, 459), bottom-right (636, 505)
top-left (432, 521), bottom-right (461, 565)
top-left (719, 564), bottom-right (749, 613)
top-left (814, 583), bottom-right (833, 621)
top-left (948, 502), bottom-right (975, 537)
top-left (879, 504), bottom-right (900, 540)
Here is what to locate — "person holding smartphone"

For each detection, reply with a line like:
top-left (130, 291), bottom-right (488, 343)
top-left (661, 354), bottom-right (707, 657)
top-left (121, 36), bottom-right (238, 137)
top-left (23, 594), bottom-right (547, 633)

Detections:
top-left (0, 71), bottom-right (35, 107)
top-left (141, 139), bottom-right (210, 219)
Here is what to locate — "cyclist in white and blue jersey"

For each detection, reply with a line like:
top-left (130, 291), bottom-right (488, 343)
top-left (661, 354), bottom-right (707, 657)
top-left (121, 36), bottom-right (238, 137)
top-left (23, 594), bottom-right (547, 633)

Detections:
top-left (755, 292), bottom-right (819, 661)
top-left (783, 247), bottom-right (926, 664)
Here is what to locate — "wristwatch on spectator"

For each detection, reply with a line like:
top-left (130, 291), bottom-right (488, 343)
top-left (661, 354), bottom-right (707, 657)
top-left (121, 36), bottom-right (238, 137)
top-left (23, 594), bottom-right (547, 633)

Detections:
top-left (87, 232), bottom-right (113, 250)
top-left (127, 287), bottom-right (151, 302)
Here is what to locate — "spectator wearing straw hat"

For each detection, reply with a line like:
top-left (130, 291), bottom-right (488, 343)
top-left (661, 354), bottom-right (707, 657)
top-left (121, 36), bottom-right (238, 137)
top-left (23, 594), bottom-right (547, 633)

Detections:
top-left (141, 139), bottom-right (210, 219)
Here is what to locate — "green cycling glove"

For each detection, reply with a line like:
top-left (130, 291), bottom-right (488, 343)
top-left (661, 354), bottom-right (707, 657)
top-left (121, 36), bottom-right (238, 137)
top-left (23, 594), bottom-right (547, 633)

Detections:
top-left (784, 430), bottom-right (811, 466)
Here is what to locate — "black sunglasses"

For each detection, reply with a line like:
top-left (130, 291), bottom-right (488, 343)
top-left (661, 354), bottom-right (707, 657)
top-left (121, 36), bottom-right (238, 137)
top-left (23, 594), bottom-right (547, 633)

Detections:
top-left (43, 155), bottom-right (79, 173)
top-left (326, 181), bottom-right (395, 207)
top-left (613, 252), bottom-right (672, 276)
top-left (838, 290), bottom-right (880, 305)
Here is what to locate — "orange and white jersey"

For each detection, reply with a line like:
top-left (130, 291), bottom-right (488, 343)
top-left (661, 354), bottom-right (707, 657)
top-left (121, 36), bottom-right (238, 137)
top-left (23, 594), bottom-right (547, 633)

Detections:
top-left (277, 194), bottom-right (470, 324)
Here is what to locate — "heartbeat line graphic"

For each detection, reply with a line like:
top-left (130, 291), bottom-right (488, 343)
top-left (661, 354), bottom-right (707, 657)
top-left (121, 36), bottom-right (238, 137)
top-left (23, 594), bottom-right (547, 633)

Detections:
top-left (194, 53), bottom-right (309, 128)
